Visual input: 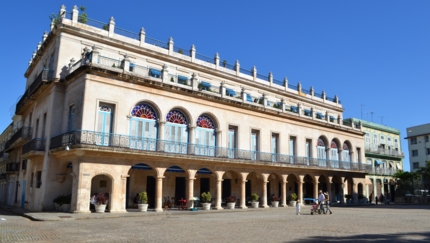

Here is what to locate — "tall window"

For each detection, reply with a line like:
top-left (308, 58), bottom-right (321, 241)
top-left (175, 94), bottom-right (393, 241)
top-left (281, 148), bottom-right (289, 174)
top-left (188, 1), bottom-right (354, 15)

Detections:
top-left (394, 139), bottom-right (399, 150)
top-left (426, 136), bottom-right (429, 143)
top-left (365, 132), bottom-right (370, 149)
top-left (305, 139), bottom-right (312, 165)
top-left (68, 105), bottom-right (75, 131)
top-left (165, 110), bottom-right (188, 154)
top-left (36, 171), bottom-right (42, 188)
top-left (317, 138), bottom-right (326, 166)
top-left (387, 136), bottom-right (392, 150)
top-left (271, 134), bottom-right (279, 162)
top-left (97, 104), bottom-right (114, 146)
top-left (228, 126), bottom-right (237, 158)
top-left (341, 143), bottom-right (350, 163)
top-left (42, 113), bottom-right (47, 139)
top-left (35, 119), bottom-right (39, 138)
top-left (129, 103), bottom-right (158, 151)
top-left (373, 133), bottom-right (378, 150)
top-left (289, 136), bottom-right (296, 163)
top-left (330, 141), bottom-right (339, 168)
top-left (195, 115), bottom-right (216, 156)
top-left (380, 135), bottom-right (385, 145)
top-left (251, 130), bottom-right (259, 160)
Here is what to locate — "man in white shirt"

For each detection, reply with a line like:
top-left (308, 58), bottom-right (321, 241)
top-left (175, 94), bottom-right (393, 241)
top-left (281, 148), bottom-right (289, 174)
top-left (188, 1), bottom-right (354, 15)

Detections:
top-left (318, 190), bottom-right (326, 214)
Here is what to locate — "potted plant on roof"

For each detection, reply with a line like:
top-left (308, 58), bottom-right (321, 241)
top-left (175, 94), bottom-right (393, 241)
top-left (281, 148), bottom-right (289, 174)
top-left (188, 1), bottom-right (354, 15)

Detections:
top-left (95, 192), bottom-right (108, 213)
top-left (226, 196), bottom-right (236, 209)
top-left (271, 194), bottom-right (280, 208)
top-left (201, 191), bottom-right (212, 210)
top-left (288, 193), bottom-right (298, 207)
top-left (138, 191), bottom-right (148, 212)
top-left (251, 193), bottom-right (260, 208)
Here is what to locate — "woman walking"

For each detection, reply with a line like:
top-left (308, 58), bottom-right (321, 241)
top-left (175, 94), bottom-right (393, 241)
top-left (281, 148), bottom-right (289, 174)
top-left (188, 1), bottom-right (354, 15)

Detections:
top-left (324, 192), bottom-right (332, 214)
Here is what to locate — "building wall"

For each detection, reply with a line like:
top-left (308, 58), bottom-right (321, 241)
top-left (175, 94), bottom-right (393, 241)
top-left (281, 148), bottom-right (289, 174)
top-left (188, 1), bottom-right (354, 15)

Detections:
top-left (406, 123), bottom-right (430, 171)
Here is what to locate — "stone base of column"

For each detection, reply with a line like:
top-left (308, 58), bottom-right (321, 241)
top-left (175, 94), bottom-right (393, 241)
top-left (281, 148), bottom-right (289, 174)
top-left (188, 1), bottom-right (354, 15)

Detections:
top-left (108, 209), bottom-right (127, 213)
top-left (262, 205), bottom-right (269, 208)
top-left (280, 204), bottom-right (286, 207)
top-left (240, 206), bottom-right (248, 209)
top-left (155, 208), bottom-right (164, 212)
top-left (215, 206), bottom-right (224, 210)
top-left (72, 210), bottom-right (91, 214)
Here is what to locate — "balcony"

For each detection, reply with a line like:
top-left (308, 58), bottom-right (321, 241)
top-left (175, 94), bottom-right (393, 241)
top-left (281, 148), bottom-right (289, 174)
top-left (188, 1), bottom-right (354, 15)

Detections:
top-left (364, 166), bottom-right (398, 176)
top-left (4, 126), bottom-right (33, 151)
top-left (50, 130), bottom-right (366, 172)
top-left (16, 69), bottom-right (53, 114)
top-left (0, 151), bottom-right (9, 163)
top-left (365, 147), bottom-right (404, 158)
top-left (22, 138), bottom-right (46, 157)
top-left (6, 162), bottom-right (20, 173)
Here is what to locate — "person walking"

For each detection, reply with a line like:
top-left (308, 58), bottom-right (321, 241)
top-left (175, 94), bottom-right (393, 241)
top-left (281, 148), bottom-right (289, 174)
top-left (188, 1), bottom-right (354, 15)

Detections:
top-left (318, 190), bottom-right (326, 214)
top-left (324, 192), bottom-right (332, 214)
top-left (296, 199), bottom-right (301, 215)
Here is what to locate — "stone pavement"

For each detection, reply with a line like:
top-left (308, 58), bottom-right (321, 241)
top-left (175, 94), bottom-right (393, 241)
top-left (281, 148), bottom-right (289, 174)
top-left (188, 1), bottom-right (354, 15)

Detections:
top-left (1, 203), bottom-right (430, 243)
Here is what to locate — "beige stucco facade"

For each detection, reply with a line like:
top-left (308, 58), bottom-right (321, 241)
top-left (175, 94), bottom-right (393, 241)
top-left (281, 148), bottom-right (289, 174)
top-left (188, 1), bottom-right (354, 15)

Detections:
top-left (0, 5), bottom-right (371, 213)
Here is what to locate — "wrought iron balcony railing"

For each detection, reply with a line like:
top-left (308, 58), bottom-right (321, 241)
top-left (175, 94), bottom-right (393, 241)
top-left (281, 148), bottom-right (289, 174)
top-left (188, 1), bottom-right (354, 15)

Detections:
top-left (22, 138), bottom-right (46, 155)
top-left (365, 166), bottom-right (398, 176)
top-left (6, 162), bottom-right (20, 173)
top-left (50, 130), bottom-right (365, 172)
top-left (16, 69), bottom-right (53, 113)
top-left (4, 127), bottom-right (33, 151)
top-left (365, 147), bottom-right (404, 157)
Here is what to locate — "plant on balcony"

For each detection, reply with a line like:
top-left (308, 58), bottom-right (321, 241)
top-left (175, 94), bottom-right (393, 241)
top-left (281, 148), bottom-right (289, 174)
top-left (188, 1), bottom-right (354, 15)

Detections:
top-left (178, 49), bottom-right (183, 54)
top-left (222, 60), bottom-right (227, 67)
top-left (77, 6), bottom-right (88, 24)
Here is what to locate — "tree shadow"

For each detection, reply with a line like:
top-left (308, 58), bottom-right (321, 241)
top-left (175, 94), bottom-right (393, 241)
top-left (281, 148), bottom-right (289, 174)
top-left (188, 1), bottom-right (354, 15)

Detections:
top-left (294, 231), bottom-right (430, 243)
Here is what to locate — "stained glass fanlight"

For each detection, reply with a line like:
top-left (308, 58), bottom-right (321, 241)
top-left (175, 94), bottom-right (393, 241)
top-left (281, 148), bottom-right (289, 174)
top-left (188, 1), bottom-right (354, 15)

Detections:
top-left (166, 110), bottom-right (187, 124)
top-left (331, 141), bottom-right (338, 149)
top-left (196, 115), bottom-right (215, 129)
top-left (131, 104), bottom-right (157, 119)
top-left (317, 138), bottom-right (325, 147)
top-left (343, 143), bottom-right (349, 150)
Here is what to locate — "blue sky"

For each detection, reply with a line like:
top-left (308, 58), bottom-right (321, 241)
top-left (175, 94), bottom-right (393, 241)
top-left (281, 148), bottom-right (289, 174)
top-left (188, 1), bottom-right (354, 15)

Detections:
top-left (1, 1), bottom-right (430, 171)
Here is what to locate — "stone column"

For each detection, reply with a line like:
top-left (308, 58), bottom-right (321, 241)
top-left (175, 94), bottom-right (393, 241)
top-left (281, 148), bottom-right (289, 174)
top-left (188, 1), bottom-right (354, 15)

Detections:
top-left (283, 77), bottom-right (289, 91)
top-left (187, 178), bottom-right (196, 209)
top-left (216, 129), bottom-right (222, 147)
top-left (188, 125), bottom-right (196, 155)
top-left (220, 81), bottom-right (226, 98)
top-left (252, 66), bottom-right (257, 81)
top-left (168, 37), bottom-right (174, 55)
top-left (313, 175), bottom-right (319, 200)
top-left (298, 175), bottom-right (304, 205)
top-left (240, 180), bottom-right (248, 209)
top-left (262, 93), bottom-right (268, 108)
top-left (215, 179), bottom-right (223, 210)
top-left (122, 54), bottom-right (130, 72)
top-left (139, 28), bottom-right (146, 47)
top-left (191, 73), bottom-right (198, 90)
top-left (352, 182), bottom-right (358, 204)
top-left (108, 17), bottom-right (115, 37)
top-left (155, 176), bottom-right (164, 212)
top-left (162, 64), bottom-right (169, 83)
top-left (157, 120), bottom-right (165, 152)
top-left (281, 98), bottom-right (286, 113)
top-left (215, 53), bottom-right (220, 69)
top-left (71, 5), bottom-right (78, 23)
top-left (327, 176), bottom-right (333, 203)
top-left (235, 60), bottom-right (240, 76)
top-left (262, 180), bottom-right (268, 208)
top-left (241, 87), bottom-right (246, 103)
top-left (340, 180), bottom-right (345, 204)
top-left (269, 72), bottom-right (273, 86)
top-left (281, 176), bottom-right (288, 207)
top-left (90, 46), bottom-right (100, 65)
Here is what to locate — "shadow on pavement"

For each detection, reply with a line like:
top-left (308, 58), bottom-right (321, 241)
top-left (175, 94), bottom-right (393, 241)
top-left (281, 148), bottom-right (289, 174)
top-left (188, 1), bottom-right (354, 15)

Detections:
top-left (295, 231), bottom-right (430, 243)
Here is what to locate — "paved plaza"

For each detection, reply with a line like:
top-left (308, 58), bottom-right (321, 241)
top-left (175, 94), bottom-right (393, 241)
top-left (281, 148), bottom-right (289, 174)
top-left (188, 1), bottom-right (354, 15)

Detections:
top-left (0, 204), bottom-right (429, 242)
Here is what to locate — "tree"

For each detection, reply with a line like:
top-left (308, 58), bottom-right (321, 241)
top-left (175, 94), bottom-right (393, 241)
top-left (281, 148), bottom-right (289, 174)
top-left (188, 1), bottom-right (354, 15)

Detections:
top-left (393, 170), bottom-right (421, 196)
top-left (78, 6), bottom-right (88, 24)
top-left (417, 161), bottom-right (430, 195)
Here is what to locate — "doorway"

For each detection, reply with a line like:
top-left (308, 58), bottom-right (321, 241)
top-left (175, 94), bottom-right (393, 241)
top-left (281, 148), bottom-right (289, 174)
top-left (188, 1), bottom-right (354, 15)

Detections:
top-left (175, 177), bottom-right (186, 201)
top-left (147, 176), bottom-right (156, 208)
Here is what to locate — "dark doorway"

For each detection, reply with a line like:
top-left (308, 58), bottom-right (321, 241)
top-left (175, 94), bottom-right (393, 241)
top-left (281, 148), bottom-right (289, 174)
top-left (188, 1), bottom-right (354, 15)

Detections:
top-left (15, 181), bottom-right (19, 203)
top-left (246, 180), bottom-right (251, 199)
top-left (278, 183), bottom-right (281, 198)
top-left (175, 177), bottom-right (186, 202)
top-left (222, 179), bottom-right (231, 200)
top-left (267, 182), bottom-right (271, 200)
top-left (200, 178), bottom-right (210, 196)
top-left (125, 177), bottom-right (130, 208)
top-left (147, 176), bottom-right (156, 208)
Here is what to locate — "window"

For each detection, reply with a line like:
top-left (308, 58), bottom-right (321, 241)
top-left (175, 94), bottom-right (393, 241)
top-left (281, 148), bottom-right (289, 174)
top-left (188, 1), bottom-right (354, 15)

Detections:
top-left (195, 115), bottom-right (216, 156)
top-left (394, 139), bottom-right (399, 149)
top-left (178, 76), bottom-right (189, 85)
top-left (365, 132), bottom-right (370, 148)
top-left (373, 134), bottom-right (378, 150)
top-left (426, 136), bottom-right (429, 143)
top-left (165, 109), bottom-right (188, 154)
top-left (289, 136), bottom-right (296, 163)
top-left (304, 109), bottom-right (311, 117)
top-left (129, 63), bottom-right (134, 72)
top-left (271, 134), bottom-right (279, 162)
top-left (36, 171), bottom-right (42, 188)
top-left (228, 126), bottom-right (237, 158)
top-left (30, 172), bottom-right (34, 187)
top-left (411, 137), bottom-right (417, 144)
top-left (198, 81), bottom-right (211, 90)
top-left (413, 162), bottom-right (419, 169)
top-left (97, 104), bottom-right (114, 146)
top-left (129, 103), bottom-right (158, 151)
top-left (42, 113), bottom-right (47, 139)
top-left (305, 139), bottom-right (312, 165)
top-left (412, 150), bottom-right (418, 157)
top-left (316, 112), bottom-right (324, 119)
top-left (225, 88), bottom-right (236, 97)
top-left (290, 106), bottom-right (298, 113)
top-left (380, 135), bottom-right (385, 144)
top-left (35, 118), bottom-right (39, 138)
top-left (148, 68), bottom-right (161, 78)
top-left (68, 105), bottom-right (75, 131)
top-left (427, 148), bottom-right (430, 155)
top-left (329, 115), bottom-right (335, 122)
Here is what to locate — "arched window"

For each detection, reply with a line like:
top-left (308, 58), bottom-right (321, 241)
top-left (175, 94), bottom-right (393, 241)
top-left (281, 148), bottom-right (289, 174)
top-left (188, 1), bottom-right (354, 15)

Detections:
top-left (342, 143), bottom-right (350, 163)
top-left (330, 141), bottom-right (339, 168)
top-left (165, 110), bottom-right (188, 154)
top-left (317, 138), bottom-right (326, 167)
top-left (195, 115), bottom-right (216, 156)
top-left (129, 103), bottom-right (158, 151)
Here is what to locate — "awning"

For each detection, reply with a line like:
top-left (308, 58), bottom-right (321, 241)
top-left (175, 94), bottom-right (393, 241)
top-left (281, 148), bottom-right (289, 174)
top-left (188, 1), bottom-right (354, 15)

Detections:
top-left (304, 109), bottom-right (311, 116)
top-left (329, 115), bottom-right (335, 120)
top-left (129, 63), bottom-right (135, 68)
top-left (178, 75), bottom-right (188, 81)
top-left (246, 93), bottom-right (253, 102)
top-left (316, 112), bottom-right (325, 118)
top-left (196, 168), bottom-right (213, 174)
top-left (131, 163), bottom-right (152, 170)
top-left (200, 81), bottom-right (211, 88)
top-left (374, 160), bottom-right (383, 166)
top-left (266, 100), bottom-right (271, 106)
top-left (226, 88), bottom-right (236, 97)
top-left (166, 165), bottom-right (185, 173)
top-left (290, 106), bottom-right (298, 113)
top-left (149, 68), bottom-right (161, 76)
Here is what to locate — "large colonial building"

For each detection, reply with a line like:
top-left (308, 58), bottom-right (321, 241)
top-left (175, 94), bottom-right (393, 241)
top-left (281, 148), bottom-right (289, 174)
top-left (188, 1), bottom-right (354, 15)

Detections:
top-left (405, 123), bottom-right (430, 172)
top-left (344, 118), bottom-right (404, 203)
top-left (0, 5), bottom-right (369, 213)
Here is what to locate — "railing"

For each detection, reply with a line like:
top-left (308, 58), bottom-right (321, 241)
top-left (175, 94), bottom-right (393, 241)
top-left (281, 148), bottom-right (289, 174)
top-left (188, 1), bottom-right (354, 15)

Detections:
top-left (16, 69), bottom-right (52, 113)
top-left (98, 55), bottom-right (122, 68)
top-left (6, 162), bottom-right (20, 173)
top-left (114, 27), bottom-right (139, 40)
top-left (4, 127), bottom-right (33, 150)
top-left (22, 138), bottom-right (46, 155)
top-left (239, 68), bottom-right (252, 76)
top-left (50, 130), bottom-right (365, 172)
top-left (70, 58), bottom-right (83, 73)
top-left (174, 46), bottom-right (191, 57)
top-left (366, 166), bottom-right (398, 176)
top-left (86, 18), bottom-right (107, 30)
top-left (145, 37), bottom-right (168, 49)
top-left (273, 79), bottom-right (284, 86)
top-left (195, 53), bottom-right (213, 63)
top-left (256, 73), bottom-right (268, 81)
top-left (365, 147), bottom-right (404, 157)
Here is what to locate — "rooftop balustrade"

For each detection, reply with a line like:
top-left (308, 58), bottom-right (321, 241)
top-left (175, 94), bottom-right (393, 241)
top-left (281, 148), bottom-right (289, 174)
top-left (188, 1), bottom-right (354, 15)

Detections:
top-left (50, 130), bottom-right (365, 172)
